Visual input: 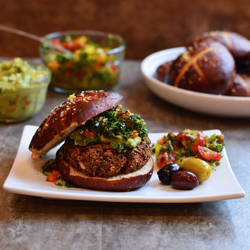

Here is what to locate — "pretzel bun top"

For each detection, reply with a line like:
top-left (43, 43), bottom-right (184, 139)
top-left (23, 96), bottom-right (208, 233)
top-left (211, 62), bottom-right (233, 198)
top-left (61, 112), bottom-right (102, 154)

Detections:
top-left (29, 90), bottom-right (123, 160)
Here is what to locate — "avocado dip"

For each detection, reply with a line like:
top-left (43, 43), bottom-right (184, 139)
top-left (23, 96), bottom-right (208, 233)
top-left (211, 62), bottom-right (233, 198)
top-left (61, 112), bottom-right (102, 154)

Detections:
top-left (0, 58), bottom-right (51, 123)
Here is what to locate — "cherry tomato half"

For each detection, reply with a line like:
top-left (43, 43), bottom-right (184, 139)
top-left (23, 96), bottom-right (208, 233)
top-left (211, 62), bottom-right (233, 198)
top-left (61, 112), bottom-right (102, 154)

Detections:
top-left (176, 131), bottom-right (206, 155)
top-left (198, 145), bottom-right (222, 161)
top-left (157, 151), bottom-right (176, 169)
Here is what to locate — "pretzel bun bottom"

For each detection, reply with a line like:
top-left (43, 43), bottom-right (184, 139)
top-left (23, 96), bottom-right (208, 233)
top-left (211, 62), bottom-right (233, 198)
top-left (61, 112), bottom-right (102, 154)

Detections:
top-left (57, 156), bottom-right (154, 191)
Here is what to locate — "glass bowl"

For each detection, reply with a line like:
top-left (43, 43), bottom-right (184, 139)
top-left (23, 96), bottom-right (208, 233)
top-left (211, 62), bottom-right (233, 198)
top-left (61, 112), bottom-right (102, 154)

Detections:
top-left (0, 60), bottom-right (51, 123)
top-left (39, 30), bottom-right (126, 94)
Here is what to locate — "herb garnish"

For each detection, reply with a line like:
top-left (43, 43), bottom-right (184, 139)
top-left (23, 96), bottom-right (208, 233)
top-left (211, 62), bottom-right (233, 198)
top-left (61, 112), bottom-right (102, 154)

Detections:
top-left (70, 105), bottom-right (148, 152)
top-left (42, 159), bottom-right (76, 188)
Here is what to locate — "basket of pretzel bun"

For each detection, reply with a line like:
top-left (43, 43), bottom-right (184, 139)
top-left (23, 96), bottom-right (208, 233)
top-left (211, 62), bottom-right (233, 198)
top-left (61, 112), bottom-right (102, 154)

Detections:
top-left (154, 31), bottom-right (250, 97)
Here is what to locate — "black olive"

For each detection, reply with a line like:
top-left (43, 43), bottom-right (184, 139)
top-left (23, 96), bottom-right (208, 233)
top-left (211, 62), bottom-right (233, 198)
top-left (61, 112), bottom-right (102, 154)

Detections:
top-left (157, 163), bottom-right (182, 185)
top-left (171, 171), bottom-right (199, 190)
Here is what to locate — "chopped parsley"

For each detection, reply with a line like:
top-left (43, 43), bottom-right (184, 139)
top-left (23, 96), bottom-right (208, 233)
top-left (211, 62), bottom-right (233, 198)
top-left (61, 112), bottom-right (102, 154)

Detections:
top-left (70, 104), bottom-right (148, 152)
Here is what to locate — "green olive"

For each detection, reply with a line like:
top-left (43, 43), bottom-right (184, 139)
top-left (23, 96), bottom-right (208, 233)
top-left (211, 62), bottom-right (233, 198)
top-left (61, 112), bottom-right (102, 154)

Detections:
top-left (177, 157), bottom-right (212, 183)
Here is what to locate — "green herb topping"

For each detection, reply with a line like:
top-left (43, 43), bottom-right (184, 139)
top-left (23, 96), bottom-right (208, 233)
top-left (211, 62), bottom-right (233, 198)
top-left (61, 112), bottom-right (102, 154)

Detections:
top-left (70, 104), bottom-right (148, 152)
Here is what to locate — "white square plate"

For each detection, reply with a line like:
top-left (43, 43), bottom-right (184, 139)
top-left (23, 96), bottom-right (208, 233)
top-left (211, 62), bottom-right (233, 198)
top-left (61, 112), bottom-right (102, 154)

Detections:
top-left (3, 125), bottom-right (245, 203)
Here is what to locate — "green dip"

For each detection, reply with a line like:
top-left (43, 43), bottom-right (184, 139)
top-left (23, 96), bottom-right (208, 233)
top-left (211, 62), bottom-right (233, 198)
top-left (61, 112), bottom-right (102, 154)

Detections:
top-left (0, 58), bottom-right (51, 123)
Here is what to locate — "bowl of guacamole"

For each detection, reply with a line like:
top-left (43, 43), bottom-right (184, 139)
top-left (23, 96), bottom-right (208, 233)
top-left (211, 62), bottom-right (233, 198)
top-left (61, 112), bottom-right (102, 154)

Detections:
top-left (39, 30), bottom-right (126, 94)
top-left (0, 58), bottom-right (51, 123)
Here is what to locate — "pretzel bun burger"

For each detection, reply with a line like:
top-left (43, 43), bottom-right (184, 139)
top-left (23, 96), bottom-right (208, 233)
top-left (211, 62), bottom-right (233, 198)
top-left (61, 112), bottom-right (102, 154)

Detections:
top-left (29, 90), bottom-right (154, 191)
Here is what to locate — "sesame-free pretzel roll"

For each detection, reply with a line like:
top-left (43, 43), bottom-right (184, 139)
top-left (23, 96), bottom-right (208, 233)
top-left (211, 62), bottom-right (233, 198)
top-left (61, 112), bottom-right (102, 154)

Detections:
top-left (29, 90), bottom-right (123, 160)
top-left (168, 37), bottom-right (236, 94)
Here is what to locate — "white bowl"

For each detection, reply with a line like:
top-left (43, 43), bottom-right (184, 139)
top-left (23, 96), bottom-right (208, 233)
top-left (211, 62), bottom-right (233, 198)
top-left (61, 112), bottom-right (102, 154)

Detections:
top-left (141, 47), bottom-right (250, 117)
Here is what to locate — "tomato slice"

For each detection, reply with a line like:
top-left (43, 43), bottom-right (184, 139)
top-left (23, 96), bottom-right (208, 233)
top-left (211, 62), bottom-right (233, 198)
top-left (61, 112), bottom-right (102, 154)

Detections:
top-left (46, 170), bottom-right (61, 182)
top-left (157, 151), bottom-right (176, 169)
top-left (198, 145), bottom-right (222, 161)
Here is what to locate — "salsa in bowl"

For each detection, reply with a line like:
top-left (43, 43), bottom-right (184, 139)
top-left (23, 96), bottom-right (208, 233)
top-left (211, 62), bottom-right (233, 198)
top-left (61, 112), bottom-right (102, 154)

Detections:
top-left (39, 30), bottom-right (126, 94)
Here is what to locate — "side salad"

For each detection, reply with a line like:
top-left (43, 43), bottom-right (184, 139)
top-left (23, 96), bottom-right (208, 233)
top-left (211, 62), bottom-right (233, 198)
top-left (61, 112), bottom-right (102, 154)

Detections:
top-left (153, 130), bottom-right (225, 189)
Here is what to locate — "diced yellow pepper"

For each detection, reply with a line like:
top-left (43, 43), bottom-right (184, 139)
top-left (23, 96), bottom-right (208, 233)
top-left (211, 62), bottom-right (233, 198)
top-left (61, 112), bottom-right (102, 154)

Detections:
top-left (95, 50), bottom-right (107, 63)
top-left (75, 36), bottom-right (87, 45)
top-left (68, 93), bottom-right (76, 100)
top-left (73, 50), bottom-right (81, 62)
top-left (47, 60), bottom-right (60, 72)
top-left (155, 143), bottom-right (162, 159)
top-left (84, 45), bottom-right (95, 55)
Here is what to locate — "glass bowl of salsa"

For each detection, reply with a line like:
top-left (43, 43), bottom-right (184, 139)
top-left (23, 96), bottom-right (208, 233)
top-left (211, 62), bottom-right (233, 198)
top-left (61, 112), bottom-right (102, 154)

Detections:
top-left (39, 30), bottom-right (126, 94)
top-left (0, 58), bottom-right (51, 123)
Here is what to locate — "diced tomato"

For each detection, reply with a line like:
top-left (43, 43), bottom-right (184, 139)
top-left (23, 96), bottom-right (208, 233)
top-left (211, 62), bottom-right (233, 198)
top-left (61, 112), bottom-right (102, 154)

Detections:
top-left (176, 131), bottom-right (206, 155)
top-left (51, 39), bottom-right (61, 46)
top-left (130, 130), bottom-right (139, 138)
top-left (124, 110), bottom-right (131, 116)
top-left (157, 151), bottom-right (176, 169)
top-left (198, 145), bottom-right (222, 162)
top-left (157, 137), bottom-right (166, 145)
top-left (62, 40), bottom-right (82, 51)
top-left (46, 170), bottom-right (61, 182)
top-left (157, 132), bottom-right (176, 145)
top-left (217, 134), bottom-right (224, 144)
top-left (83, 129), bottom-right (94, 139)
top-left (95, 61), bottom-right (104, 68)
top-left (111, 65), bottom-right (117, 72)
top-left (106, 81), bottom-right (115, 87)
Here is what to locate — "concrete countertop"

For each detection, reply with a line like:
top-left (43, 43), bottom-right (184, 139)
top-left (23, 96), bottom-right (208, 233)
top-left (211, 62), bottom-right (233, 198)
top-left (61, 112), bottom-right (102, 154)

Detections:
top-left (0, 61), bottom-right (249, 250)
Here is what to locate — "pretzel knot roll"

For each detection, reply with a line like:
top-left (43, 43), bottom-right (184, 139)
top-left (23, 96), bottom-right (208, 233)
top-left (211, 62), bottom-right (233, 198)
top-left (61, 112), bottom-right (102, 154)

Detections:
top-left (168, 37), bottom-right (236, 94)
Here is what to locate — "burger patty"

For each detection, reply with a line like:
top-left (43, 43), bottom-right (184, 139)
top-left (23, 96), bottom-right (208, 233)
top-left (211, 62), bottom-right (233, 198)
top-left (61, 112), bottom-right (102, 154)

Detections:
top-left (60, 137), bottom-right (151, 178)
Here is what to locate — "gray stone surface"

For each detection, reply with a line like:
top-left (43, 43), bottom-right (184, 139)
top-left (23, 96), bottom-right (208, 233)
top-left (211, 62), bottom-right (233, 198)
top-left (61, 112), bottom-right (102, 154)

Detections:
top-left (0, 60), bottom-right (249, 250)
